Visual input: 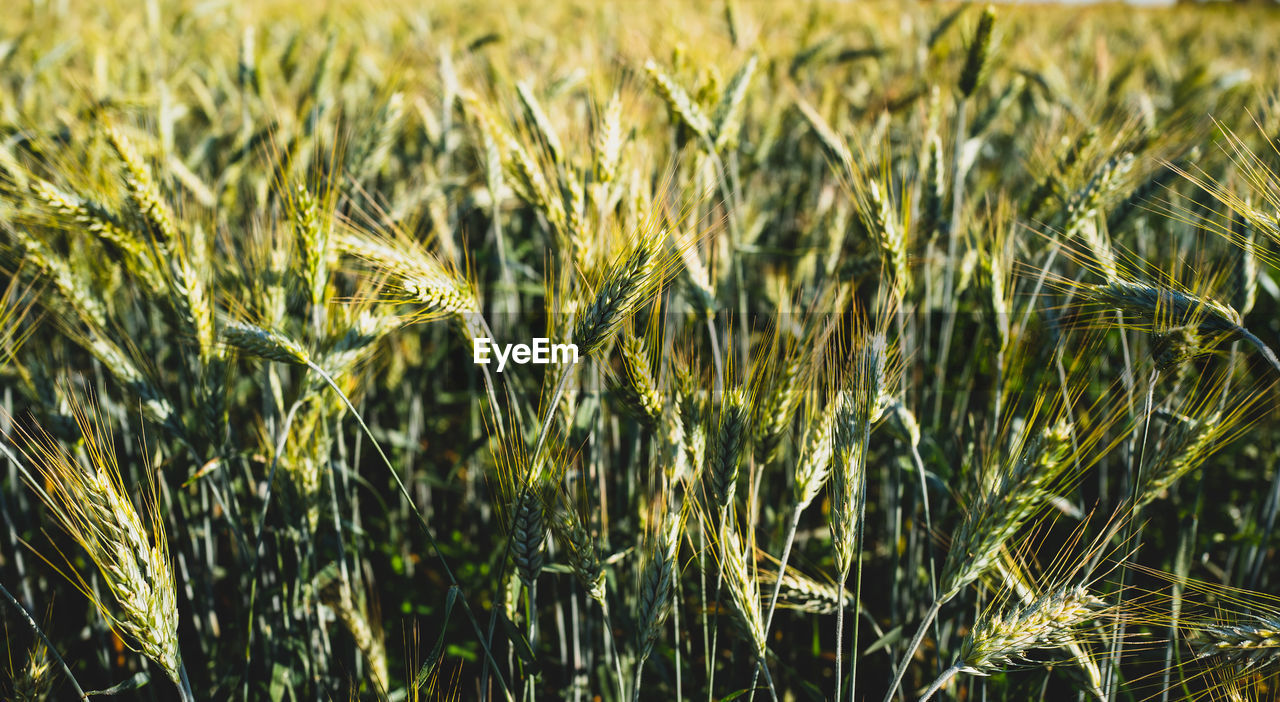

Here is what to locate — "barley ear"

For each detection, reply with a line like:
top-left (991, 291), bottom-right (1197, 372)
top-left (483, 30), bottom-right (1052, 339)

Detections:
top-left (708, 388), bottom-right (748, 516)
top-left (957, 586), bottom-right (1107, 675)
top-left (17, 398), bottom-right (190, 696)
top-left (958, 6), bottom-right (997, 98)
top-left (222, 321), bottom-right (311, 366)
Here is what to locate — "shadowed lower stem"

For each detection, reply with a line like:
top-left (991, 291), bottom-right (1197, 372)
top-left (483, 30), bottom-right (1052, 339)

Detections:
top-left (307, 361), bottom-right (513, 700)
top-left (884, 599), bottom-right (944, 702)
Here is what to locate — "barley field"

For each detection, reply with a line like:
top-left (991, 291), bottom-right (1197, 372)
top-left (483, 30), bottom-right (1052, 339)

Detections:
top-left (4, 0), bottom-right (1280, 700)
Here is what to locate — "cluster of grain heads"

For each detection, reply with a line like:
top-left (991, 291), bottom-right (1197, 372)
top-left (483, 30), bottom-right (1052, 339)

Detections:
top-left (593, 94), bottom-right (625, 188)
top-left (995, 557), bottom-right (1107, 699)
top-left (1137, 410), bottom-right (1223, 509)
top-left (701, 381), bottom-right (751, 698)
top-left (831, 333), bottom-right (886, 579)
top-left (945, 417), bottom-right (1075, 600)
top-left (313, 310), bottom-right (404, 386)
top-left (291, 182), bottom-right (330, 314)
top-left (222, 320), bottom-right (311, 366)
top-left (644, 60), bottom-right (714, 145)
top-left (7, 1), bottom-right (1280, 698)
top-left (751, 330), bottom-right (803, 466)
top-left (1136, 568), bottom-right (1280, 700)
top-left (527, 228), bottom-right (676, 466)
top-left (719, 522), bottom-right (765, 653)
top-left (326, 582), bottom-right (390, 695)
top-left (831, 332), bottom-right (887, 702)
top-left (760, 566), bottom-right (855, 616)
top-left (548, 496), bottom-right (625, 699)
top-left (27, 177), bottom-right (164, 292)
top-left (858, 179), bottom-right (910, 296)
top-left (1150, 326), bottom-right (1205, 374)
top-left (13, 399), bottom-right (194, 701)
top-left (1086, 281), bottom-right (1242, 339)
top-left (793, 390), bottom-right (843, 515)
top-left (7, 226), bottom-right (109, 329)
top-left (715, 513), bottom-right (775, 699)
top-left (104, 124), bottom-right (218, 366)
top-left (555, 504), bottom-right (606, 606)
top-left (885, 409), bottom-right (1079, 701)
top-left (510, 484), bottom-right (548, 591)
top-left (103, 124), bottom-right (179, 245)
top-left (760, 382), bottom-right (847, 664)
top-left (463, 93), bottom-right (571, 248)
top-left (1058, 154), bottom-right (1136, 272)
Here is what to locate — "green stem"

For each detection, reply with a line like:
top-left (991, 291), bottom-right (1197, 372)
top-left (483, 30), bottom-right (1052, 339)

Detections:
top-left (919, 664), bottom-right (962, 702)
top-left (850, 421), bottom-right (872, 702)
top-left (707, 507), bottom-right (729, 702)
top-left (308, 361), bottom-right (512, 700)
top-left (483, 362), bottom-right (574, 696)
top-left (1238, 326), bottom-right (1280, 377)
top-left (633, 653), bottom-right (648, 702)
top-left (530, 365), bottom-right (573, 468)
top-left (834, 569), bottom-right (848, 702)
top-left (761, 509), bottom-right (803, 639)
top-left (240, 397), bottom-right (305, 676)
top-left (600, 598), bottom-right (627, 702)
top-left (178, 662), bottom-right (196, 702)
top-left (883, 599), bottom-right (942, 702)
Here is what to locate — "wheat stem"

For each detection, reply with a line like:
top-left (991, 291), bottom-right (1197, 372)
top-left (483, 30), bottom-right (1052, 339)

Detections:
top-left (761, 508), bottom-right (803, 641)
top-left (307, 361), bottom-right (512, 700)
top-left (918, 664), bottom-right (962, 702)
top-left (885, 599), bottom-right (943, 702)
top-left (178, 664), bottom-right (196, 702)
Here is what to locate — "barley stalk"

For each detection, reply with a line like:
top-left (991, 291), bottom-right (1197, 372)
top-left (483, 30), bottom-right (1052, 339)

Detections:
top-left (16, 400), bottom-right (193, 700)
top-left (104, 124), bottom-right (179, 244)
top-left (293, 183), bottom-right (329, 311)
top-left (222, 320), bottom-right (311, 366)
